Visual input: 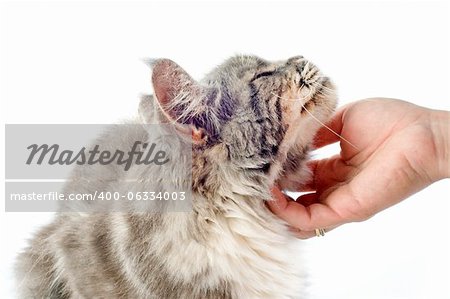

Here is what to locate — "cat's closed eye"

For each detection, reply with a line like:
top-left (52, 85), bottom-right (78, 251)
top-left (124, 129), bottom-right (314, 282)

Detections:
top-left (252, 70), bottom-right (276, 81)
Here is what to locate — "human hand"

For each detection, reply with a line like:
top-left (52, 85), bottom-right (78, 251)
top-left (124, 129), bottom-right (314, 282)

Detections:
top-left (268, 98), bottom-right (450, 239)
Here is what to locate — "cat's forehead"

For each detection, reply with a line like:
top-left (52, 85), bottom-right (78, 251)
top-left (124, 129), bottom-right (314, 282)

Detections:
top-left (221, 55), bottom-right (269, 71)
top-left (203, 55), bottom-right (272, 83)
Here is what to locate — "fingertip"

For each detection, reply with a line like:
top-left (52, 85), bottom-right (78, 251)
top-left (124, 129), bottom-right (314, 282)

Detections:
top-left (268, 186), bottom-right (288, 211)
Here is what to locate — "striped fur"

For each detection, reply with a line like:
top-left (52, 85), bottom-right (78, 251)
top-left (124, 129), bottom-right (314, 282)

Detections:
top-left (15, 55), bottom-right (337, 298)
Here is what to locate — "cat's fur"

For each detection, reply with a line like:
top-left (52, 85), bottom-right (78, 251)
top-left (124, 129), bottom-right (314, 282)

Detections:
top-left (15, 55), bottom-right (337, 298)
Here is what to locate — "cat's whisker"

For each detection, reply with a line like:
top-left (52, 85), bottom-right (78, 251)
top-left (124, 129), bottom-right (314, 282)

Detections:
top-left (317, 85), bottom-right (335, 94)
top-left (311, 81), bottom-right (335, 94)
top-left (270, 92), bottom-right (359, 150)
top-left (314, 86), bottom-right (334, 98)
top-left (312, 86), bottom-right (336, 99)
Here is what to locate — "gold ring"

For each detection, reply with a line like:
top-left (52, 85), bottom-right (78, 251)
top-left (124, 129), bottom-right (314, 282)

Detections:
top-left (315, 228), bottom-right (326, 237)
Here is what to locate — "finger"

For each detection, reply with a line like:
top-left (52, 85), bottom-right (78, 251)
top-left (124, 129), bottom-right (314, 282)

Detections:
top-left (295, 160), bottom-right (319, 192)
top-left (289, 225), bottom-right (338, 239)
top-left (295, 192), bottom-right (319, 206)
top-left (297, 202), bottom-right (344, 230)
top-left (300, 156), bottom-right (353, 191)
top-left (267, 186), bottom-right (291, 212)
top-left (268, 187), bottom-right (344, 231)
top-left (288, 227), bottom-right (317, 239)
top-left (320, 148), bottom-right (425, 223)
top-left (312, 107), bottom-right (345, 149)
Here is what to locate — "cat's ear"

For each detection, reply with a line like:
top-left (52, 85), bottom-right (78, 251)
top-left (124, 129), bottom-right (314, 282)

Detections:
top-left (148, 58), bottom-right (217, 145)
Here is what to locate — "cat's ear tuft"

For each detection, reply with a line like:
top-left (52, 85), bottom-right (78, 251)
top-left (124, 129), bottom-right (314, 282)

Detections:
top-left (141, 57), bottom-right (157, 69)
top-left (150, 58), bottom-right (217, 145)
top-left (150, 58), bottom-right (202, 119)
top-left (191, 126), bottom-right (208, 146)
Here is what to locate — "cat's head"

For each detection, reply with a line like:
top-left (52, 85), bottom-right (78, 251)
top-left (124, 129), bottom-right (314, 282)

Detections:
top-left (143, 55), bottom-right (336, 197)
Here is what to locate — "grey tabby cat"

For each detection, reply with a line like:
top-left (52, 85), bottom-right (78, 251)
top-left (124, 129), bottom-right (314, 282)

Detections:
top-left (15, 55), bottom-right (337, 298)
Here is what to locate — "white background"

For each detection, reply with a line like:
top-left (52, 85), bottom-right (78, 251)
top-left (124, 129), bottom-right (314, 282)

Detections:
top-left (1, 1), bottom-right (449, 298)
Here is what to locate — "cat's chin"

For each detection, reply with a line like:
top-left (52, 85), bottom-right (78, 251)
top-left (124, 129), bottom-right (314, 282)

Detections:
top-left (299, 97), bottom-right (315, 115)
top-left (311, 78), bottom-right (338, 118)
top-left (270, 84), bottom-right (337, 190)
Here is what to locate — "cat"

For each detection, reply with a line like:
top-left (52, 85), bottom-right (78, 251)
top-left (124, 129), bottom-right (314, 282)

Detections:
top-left (15, 55), bottom-right (337, 298)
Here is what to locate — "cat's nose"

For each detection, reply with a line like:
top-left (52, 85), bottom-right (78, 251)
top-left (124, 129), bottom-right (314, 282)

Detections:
top-left (287, 56), bottom-right (304, 64)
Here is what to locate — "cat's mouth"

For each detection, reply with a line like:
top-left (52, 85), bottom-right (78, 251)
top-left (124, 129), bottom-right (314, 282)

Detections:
top-left (298, 77), bottom-right (335, 116)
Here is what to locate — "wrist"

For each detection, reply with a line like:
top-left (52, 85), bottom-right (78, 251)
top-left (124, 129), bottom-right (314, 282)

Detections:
top-left (429, 109), bottom-right (450, 179)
